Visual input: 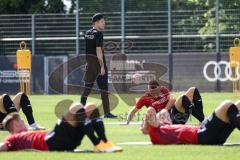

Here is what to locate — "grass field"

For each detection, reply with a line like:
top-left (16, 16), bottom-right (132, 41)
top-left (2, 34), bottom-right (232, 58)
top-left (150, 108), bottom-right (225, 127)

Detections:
top-left (0, 92), bottom-right (240, 160)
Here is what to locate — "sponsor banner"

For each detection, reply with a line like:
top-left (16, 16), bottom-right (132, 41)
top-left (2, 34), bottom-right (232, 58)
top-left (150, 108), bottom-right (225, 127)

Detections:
top-left (0, 55), bottom-right (44, 94)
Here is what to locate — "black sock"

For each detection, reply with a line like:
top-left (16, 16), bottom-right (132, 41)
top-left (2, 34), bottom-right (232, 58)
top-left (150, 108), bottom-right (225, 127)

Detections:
top-left (0, 112), bottom-right (7, 124)
top-left (182, 95), bottom-right (194, 114)
top-left (192, 88), bottom-right (205, 122)
top-left (182, 95), bottom-right (204, 122)
top-left (89, 108), bottom-right (101, 120)
top-left (83, 121), bottom-right (100, 146)
top-left (3, 95), bottom-right (17, 113)
top-left (89, 109), bottom-right (108, 142)
top-left (76, 108), bottom-right (87, 122)
top-left (92, 118), bottom-right (108, 142)
top-left (76, 108), bottom-right (100, 146)
top-left (80, 83), bottom-right (94, 105)
top-left (20, 93), bottom-right (35, 125)
top-left (227, 104), bottom-right (240, 130)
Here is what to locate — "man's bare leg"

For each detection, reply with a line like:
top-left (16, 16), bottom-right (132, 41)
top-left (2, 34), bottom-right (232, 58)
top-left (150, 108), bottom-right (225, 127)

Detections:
top-left (62, 102), bottom-right (101, 146)
top-left (214, 100), bottom-right (240, 127)
top-left (140, 108), bottom-right (158, 135)
top-left (172, 93), bottom-right (191, 124)
top-left (63, 102), bottom-right (123, 152)
top-left (0, 94), bottom-right (17, 114)
top-left (12, 92), bottom-right (41, 129)
top-left (0, 94), bottom-right (7, 114)
top-left (12, 93), bottom-right (22, 111)
top-left (0, 94), bottom-right (18, 129)
top-left (146, 107), bottom-right (159, 127)
top-left (63, 102), bottom-right (97, 127)
top-left (173, 87), bottom-right (204, 123)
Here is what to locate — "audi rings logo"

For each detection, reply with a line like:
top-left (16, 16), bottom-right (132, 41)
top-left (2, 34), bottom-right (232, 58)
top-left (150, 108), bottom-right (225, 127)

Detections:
top-left (203, 61), bottom-right (240, 82)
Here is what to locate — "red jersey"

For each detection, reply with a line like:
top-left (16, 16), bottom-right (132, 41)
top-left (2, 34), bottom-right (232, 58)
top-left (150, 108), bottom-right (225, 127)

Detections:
top-left (4, 131), bottom-right (49, 151)
top-left (148, 124), bottom-right (199, 145)
top-left (136, 86), bottom-right (170, 112)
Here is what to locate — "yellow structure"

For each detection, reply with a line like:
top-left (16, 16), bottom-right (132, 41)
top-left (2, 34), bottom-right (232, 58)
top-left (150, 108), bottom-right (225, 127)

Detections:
top-left (16, 41), bottom-right (31, 95)
top-left (229, 38), bottom-right (240, 93)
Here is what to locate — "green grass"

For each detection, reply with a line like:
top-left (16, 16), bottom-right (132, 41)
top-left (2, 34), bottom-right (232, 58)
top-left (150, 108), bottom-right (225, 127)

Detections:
top-left (0, 92), bottom-right (240, 160)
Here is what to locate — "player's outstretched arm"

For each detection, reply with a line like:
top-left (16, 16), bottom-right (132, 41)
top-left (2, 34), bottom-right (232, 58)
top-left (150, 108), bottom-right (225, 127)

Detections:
top-left (126, 107), bottom-right (140, 125)
top-left (0, 143), bottom-right (8, 152)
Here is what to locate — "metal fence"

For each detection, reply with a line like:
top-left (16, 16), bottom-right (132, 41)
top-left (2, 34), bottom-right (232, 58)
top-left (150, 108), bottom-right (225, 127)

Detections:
top-left (0, 0), bottom-right (239, 56)
top-left (0, 0), bottom-right (240, 93)
top-left (0, 53), bottom-right (234, 94)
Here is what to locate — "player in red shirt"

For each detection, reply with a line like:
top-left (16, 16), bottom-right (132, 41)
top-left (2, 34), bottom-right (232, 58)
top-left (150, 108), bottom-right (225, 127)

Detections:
top-left (0, 102), bottom-right (122, 152)
top-left (127, 80), bottom-right (205, 125)
top-left (0, 92), bottom-right (44, 130)
top-left (140, 99), bottom-right (240, 145)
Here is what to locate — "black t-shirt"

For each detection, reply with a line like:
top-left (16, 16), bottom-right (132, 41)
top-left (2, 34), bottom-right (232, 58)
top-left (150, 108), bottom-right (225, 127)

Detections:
top-left (85, 28), bottom-right (106, 67)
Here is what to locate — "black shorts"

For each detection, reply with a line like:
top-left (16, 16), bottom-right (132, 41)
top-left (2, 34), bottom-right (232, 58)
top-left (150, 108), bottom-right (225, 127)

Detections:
top-left (45, 118), bottom-right (85, 151)
top-left (170, 106), bottom-right (190, 124)
top-left (0, 112), bottom-right (7, 123)
top-left (198, 113), bottom-right (235, 145)
top-left (0, 112), bottom-right (7, 129)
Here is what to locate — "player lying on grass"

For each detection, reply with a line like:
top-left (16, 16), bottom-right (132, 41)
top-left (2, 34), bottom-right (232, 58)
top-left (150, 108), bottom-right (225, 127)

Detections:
top-left (0, 92), bottom-right (44, 130)
top-left (0, 102), bottom-right (122, 152)
top-left (140, 99), bottom-right (240, 145)
top-left (127, 80), bottom-right (204, 125)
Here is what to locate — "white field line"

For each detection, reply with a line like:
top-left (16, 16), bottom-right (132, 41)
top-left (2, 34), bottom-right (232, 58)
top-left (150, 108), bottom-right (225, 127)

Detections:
top-left (117, 141), bottom-right (151, 145)
top-left (104, 122), bottom-right (141, 125)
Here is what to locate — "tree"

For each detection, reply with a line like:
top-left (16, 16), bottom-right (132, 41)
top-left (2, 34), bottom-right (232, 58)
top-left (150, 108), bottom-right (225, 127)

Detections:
top-left (0, 0), bottom-right (66, 14)
top-left (69, 0), bottom-right (76, 13)
top-left (45, 0), bottom-right (65, 13)
top-left (199, 0), bottom-right (240, 35)
top-left (198, 0), bottom-right (240, 51)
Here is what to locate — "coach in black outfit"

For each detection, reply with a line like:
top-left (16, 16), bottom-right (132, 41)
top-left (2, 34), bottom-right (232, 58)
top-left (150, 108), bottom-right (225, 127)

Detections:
top-left (81, 13), bottom-right (117, 118)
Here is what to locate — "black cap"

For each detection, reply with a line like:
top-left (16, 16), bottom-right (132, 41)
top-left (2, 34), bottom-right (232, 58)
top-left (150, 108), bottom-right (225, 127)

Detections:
top-left (92, 13), bottom-right (104, 23)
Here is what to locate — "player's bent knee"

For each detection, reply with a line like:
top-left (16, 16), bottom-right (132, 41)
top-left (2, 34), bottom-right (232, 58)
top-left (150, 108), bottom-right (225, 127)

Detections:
top-left (222, 100), bottom-right (234, 107)
top-left (216, 100), bottom-right (234, 112)
top-left (157, 110), bottom-right (172, 125)
top-left (234, 100), bottom-right (240, 107)
top-left (17, 92), bottom-right (24, 96)
top-left (159, 109), bottom-right (168, 114)
top-left (1, 94), bottom-right (8, 97)
top-left (84, 103), bottom-right (97, 113)
top-left (2, 94), bottom-right (17, 114)
top-left (189, 87), bottom-right (196, 91)
top-left (69, 102), bottom-right (83, 114)
top-left (85, 103), bottom-right (97, 107)
top-left (185, 87), bottom-right (196, 93)
top-left (13, 92), bottom-right (24, 100)
top-left (147, 107), bottom-right (156, 115)
top-left (185, 87), bottom-right (196, 97)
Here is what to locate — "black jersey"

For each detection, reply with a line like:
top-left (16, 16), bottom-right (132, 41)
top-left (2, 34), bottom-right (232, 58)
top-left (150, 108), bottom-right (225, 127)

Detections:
top-left (85, 28), bottom-right (106, 66)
